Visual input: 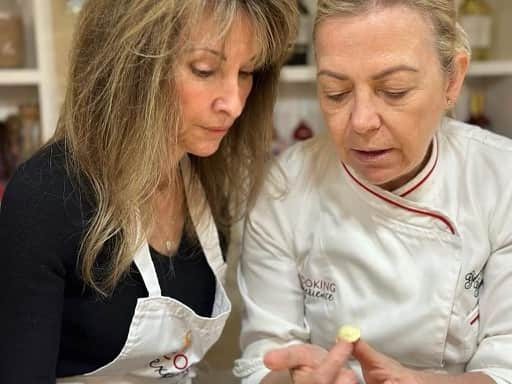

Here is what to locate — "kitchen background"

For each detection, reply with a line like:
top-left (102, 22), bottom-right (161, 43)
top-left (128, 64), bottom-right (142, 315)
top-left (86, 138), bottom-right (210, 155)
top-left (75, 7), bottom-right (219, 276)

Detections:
top-left (0, 0), bottom-right (511, 382)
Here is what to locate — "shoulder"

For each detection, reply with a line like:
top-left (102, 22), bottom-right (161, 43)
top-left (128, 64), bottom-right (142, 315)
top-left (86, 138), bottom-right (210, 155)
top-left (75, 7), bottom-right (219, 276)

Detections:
top-left (255, 133), bottom-right (337, 221)
top-left (439, 119), bottom-right (512, 183)
top-left (440, 118), bottom-right (512, 159)
top-left (439, 119), bottom-right (512, 242)
top-left (1, 141), bottom-right (93, 248)
top-left (273, 132), bottom-right (337, 188)
top-left (6, 141), bottom-right (68, 195)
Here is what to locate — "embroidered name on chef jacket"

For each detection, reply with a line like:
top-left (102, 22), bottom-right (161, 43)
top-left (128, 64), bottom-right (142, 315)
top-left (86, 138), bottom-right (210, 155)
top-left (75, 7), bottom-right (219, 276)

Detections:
top-left (464, 270), bottom-right (483, 298)
top-left (299, 273), bottom-right (337, 302)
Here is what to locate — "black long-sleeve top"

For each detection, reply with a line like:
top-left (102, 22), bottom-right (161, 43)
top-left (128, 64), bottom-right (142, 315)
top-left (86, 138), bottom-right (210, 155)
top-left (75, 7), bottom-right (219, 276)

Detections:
top-left (0, 142), bottom-right (218, 383)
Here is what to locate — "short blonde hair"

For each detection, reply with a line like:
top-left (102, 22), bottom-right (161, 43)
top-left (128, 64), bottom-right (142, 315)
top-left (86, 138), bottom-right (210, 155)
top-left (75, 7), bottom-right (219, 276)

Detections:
top-left (54, 0), bottom-right (298, 294)
top-left (314, 0), bottom-right (471, 72)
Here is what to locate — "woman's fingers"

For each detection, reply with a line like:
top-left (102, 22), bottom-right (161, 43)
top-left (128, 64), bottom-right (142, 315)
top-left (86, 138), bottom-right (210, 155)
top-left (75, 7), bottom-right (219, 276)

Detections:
top-left (263, 343), bottom-right (328, 371)
top-left (332, 367), bottom-right (359, 384)
top-left (352, 338), bottom-right (389, 367)
top-left (264, 342), bottom-right (357, 384)
top-left (316, 340), bottom-right (355, 380)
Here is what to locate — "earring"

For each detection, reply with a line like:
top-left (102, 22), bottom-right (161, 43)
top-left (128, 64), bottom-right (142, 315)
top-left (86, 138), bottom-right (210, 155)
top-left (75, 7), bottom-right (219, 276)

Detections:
top-left (446, 97), bottom-right (454, 107)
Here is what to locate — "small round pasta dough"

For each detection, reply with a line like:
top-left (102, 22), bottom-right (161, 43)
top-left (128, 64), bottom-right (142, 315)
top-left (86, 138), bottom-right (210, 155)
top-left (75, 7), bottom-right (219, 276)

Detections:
top-left (337, 325), bottom-right (361, 343)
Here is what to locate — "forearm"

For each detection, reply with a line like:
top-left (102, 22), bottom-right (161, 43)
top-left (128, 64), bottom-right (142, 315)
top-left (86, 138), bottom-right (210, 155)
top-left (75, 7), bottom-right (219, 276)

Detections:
top-left (418, 371), bottom-right (495, 384)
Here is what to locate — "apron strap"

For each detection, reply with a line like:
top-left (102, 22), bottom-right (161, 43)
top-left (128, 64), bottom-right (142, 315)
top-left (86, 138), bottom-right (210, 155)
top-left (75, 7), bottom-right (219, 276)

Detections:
top-left (133, 243), bottom-right (162, 297)
top-left (180, 156), bottom-right (225, 279)
top-left (132, 154), bottom-right (224, 298)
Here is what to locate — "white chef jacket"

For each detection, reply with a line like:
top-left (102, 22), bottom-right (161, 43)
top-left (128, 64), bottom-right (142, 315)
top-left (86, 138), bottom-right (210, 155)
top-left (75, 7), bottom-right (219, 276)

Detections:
top-left (233, 118), bottom-right (512, 384)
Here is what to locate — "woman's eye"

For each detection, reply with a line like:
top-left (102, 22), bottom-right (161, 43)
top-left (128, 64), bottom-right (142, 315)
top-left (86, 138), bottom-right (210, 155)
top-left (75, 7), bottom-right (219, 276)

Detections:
top-left (325, 91), bottom-right (350, 102)
top-left (191, 66), bottom-right (214, 78)
top-left (382, 90), bottom-right (409, 99)
top-left (239, 70), bottom-right (254, 78)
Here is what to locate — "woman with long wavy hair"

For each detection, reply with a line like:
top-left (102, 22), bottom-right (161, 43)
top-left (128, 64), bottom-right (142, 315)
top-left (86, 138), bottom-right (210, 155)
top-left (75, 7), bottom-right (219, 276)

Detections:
top-left (0, 1), bottom-right (297, 383)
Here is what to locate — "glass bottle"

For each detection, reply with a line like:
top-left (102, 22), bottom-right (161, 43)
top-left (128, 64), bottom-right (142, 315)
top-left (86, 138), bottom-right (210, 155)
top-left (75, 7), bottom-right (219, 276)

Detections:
top-left (292, 119), bottom-right (314, 142)
top-left (466, 91), bottom-right (491, 131)
top-left (458, 0), bottom-right (493, 61)
top-left (286, 1), bottom-right (312, 65)
top-left (0, 0), bottom-right (24, 68)
top-left (18, 104), bottom-right (41, 160)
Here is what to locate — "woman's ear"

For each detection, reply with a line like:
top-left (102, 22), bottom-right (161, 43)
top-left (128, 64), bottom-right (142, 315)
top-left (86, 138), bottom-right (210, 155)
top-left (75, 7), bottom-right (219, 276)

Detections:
top-left (445, 53), bottom-right (469, 108)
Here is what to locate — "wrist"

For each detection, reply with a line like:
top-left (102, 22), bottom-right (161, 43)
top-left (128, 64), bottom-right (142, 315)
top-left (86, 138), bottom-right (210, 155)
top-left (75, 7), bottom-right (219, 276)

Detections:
top-left (413, 370), bottom-right (432, 384)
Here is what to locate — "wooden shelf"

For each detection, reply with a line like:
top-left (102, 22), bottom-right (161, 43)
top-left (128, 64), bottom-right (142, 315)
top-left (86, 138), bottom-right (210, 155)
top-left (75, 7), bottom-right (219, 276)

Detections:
top-left (280, 60), bottom-right (512, 82)
top-left (280, 66), bottom-right (316, 83)
top-left (0, 69), bottom-right (40, 86)
top-left (467, 60), bottom-right (512, 76)
top-left (0, 0), bottom-right (59, 142)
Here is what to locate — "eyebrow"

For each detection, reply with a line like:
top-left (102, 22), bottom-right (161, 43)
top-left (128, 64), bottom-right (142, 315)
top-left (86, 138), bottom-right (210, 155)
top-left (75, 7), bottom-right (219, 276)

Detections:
top-left (317, 65), bottom-right (419, 81)
top-left (189, 47), bottom-right (227, 61)
top-left (189, 47), bottom-right (258, 64)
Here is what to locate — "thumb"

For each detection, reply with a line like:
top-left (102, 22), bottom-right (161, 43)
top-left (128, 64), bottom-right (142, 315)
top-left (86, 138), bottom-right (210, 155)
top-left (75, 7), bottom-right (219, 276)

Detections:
top-left (352, 339), bottom-right (389, 367)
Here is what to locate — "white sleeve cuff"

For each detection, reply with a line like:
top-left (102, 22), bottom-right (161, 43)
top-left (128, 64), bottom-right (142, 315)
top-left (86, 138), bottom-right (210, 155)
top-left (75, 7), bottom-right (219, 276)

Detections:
top-left (233, 358), bottom-right (271, 384)
top-left (469, 367), bottom-right (512, 384)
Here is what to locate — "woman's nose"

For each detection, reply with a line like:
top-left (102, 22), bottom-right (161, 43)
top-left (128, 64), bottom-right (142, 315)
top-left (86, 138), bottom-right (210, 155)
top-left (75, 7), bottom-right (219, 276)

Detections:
top-left (213, 78), bottom-right (245, 119)
top-left (349, 93), bottom-right (381, 134)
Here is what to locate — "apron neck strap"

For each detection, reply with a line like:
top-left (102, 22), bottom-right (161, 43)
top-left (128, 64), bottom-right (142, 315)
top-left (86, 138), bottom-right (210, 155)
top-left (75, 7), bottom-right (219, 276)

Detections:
top-left (180, 155), bottom-right (225, 277)
top-left (133, 244), bottom-right (162, 297)
top-left (131, 154), bottom-right (224, 298)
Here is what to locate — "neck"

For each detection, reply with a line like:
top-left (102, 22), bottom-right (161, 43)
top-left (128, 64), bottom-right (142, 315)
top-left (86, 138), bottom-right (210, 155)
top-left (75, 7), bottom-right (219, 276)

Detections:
top-left (379, 140), bottom-right (433, 192)
top-left (149, 174), bottom-right (186, 256)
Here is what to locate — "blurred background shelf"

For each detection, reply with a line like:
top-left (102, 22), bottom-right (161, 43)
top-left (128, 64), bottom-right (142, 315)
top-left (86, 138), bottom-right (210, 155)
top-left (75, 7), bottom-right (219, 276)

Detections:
top-left (280, 60), bottom-right (512, 83)
top-left (280, 66), bottom-right (316, 83)
top-left (0, 0), bottom-right (58, 142)
top-left (468, 60), bottom-right (512, 76)
top-left (0, 69), bottom-right (40, 85)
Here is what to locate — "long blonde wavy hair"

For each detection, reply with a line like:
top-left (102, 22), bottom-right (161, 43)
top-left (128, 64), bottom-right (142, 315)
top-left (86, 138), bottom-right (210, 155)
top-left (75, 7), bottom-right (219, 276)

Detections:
top-left (52, 0), bottom-right (298, 294)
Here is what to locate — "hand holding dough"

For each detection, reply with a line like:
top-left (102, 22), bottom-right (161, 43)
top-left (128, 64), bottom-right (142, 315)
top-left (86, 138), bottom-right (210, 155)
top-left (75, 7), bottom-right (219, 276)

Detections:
top-left (337, 325), bottom-right (361, 343)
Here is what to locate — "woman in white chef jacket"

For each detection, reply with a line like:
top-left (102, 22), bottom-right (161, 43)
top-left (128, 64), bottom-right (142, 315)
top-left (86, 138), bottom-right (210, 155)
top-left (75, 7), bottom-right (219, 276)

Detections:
top-left (234, 1), bottom-right (512, 384)
top-left (0, 1), bottom-right (297, 383)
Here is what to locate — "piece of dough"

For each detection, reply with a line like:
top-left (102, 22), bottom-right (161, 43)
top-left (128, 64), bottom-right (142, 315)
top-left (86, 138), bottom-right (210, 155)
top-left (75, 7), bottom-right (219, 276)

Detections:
top-left (337, 325), bottom-right (361, 343)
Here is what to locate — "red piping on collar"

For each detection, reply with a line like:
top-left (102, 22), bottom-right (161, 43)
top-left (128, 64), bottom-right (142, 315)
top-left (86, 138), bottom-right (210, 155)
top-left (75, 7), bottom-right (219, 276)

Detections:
top-left (399, 143), bottom-right (438, 197)
top-left (341, 163), bottom-right (455, 235)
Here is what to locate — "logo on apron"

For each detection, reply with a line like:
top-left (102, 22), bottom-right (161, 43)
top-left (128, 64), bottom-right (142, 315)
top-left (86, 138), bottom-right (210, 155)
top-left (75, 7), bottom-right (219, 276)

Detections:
top-left (149, 331), bottom-right (192, 378)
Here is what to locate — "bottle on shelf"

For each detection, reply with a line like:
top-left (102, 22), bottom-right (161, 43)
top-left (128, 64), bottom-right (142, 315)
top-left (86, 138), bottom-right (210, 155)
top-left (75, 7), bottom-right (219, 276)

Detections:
top-left (458, 0), bottom-right (493, 61)
top-left (0, 0), bottom-right (24, 68)
top-left (292, 119), bottom-right (314, 142)
top-left (18, 104), bottom-right (41, 160)
top-left (466, 91), bottom-right (492, 131)
top-left (0, 120), bottom-right (10, 185)
top-left (0, 106), bottom-right (21, 200)
top-left (67, 0), bottom-right (86, 14)
top-left (285, 1), bottom-right (312, 66)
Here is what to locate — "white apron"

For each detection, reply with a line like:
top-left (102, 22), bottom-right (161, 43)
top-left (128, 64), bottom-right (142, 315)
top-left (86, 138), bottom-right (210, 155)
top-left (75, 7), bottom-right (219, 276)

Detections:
top-left (58, 156), bottom-right (231, 383)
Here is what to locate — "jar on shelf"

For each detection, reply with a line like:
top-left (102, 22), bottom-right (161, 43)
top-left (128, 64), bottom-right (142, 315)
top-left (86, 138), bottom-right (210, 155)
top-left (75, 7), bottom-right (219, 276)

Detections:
top-left (0, 0), bottom-right (24, 68)
top-left (292, 119), bottom-right (314, 142)
top-left (0, 105), bottom-right (21, 182)
top-left (18, 104), bottom-right (40, 160)
top-left (286, 0), bottom-right (312, 66)
top-left (466, 91), bottom-right (492, 131)
top-left (458, 0), bottom-right (493, 61)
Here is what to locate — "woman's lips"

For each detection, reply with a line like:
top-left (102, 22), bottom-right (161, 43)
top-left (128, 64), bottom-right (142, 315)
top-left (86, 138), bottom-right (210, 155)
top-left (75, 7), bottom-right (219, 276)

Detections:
top-left (202, 126), bottom-right (230, 134)
top-left (351, 148), bottom-right (392, 162)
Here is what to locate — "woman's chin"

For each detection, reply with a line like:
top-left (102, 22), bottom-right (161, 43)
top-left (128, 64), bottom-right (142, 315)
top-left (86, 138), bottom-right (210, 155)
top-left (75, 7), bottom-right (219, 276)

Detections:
top-left (356, 169), bottom-right (404, 191)
top-left (187, 143), bottom-right (222, 158)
